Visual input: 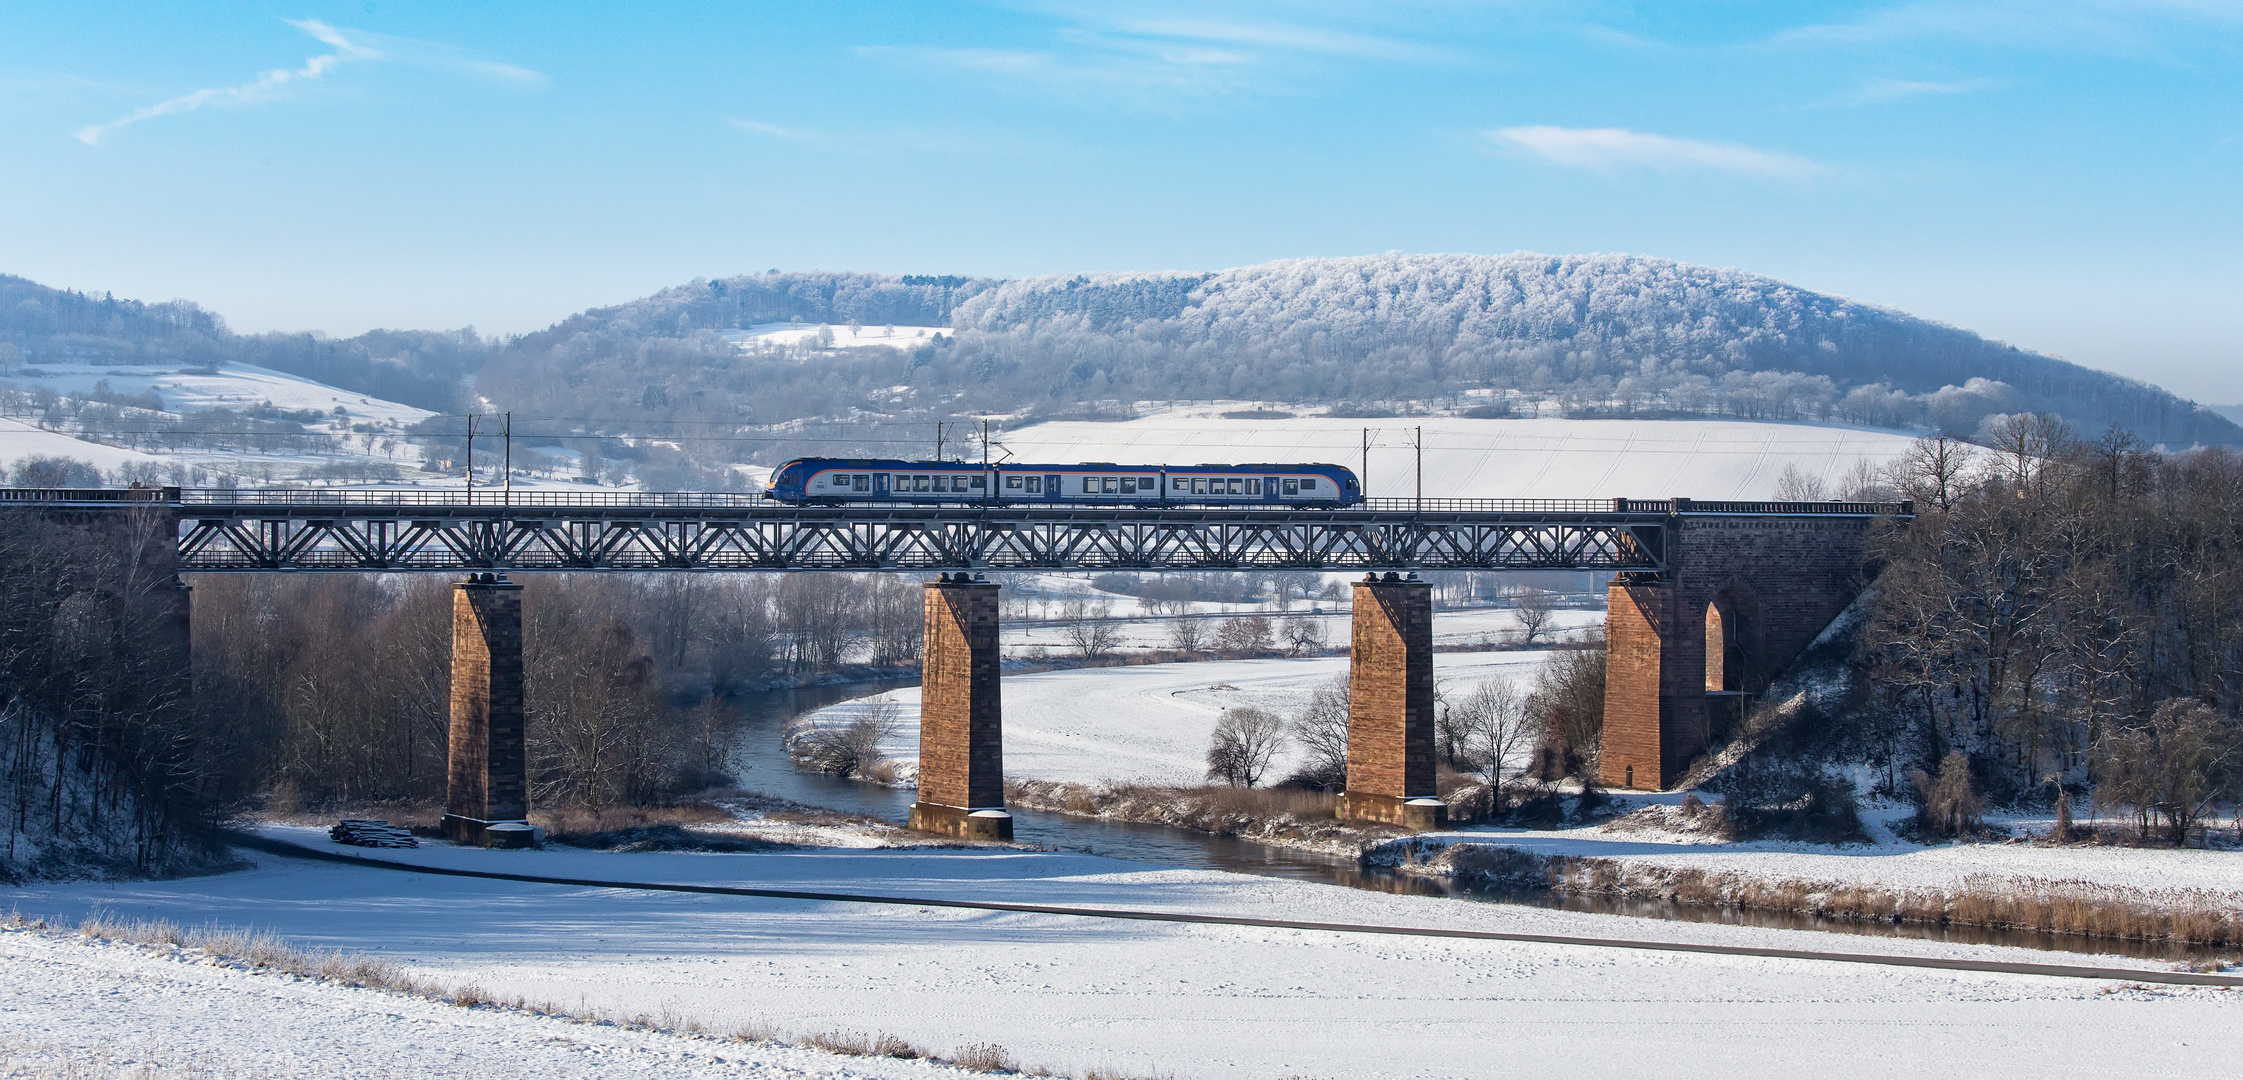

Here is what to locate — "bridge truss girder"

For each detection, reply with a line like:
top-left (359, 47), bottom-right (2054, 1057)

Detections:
top-left (175, 508), bottom-right (1673, 573)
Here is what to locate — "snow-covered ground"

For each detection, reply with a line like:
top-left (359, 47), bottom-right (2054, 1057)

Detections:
top-left (998, 601), bottom-right (1604, 655)
top-left (0, 416), bottom-right (166, 472)
top-left (994, 407), bottom-right (1920, 500)
top-left (0, 925), bottom-right (991, 1079)
top-left (810, 651), bottom-right (1564, 787)
top-left (3, 360), bottom-right (437, 428)
top-left (8, 832), bottom-right (2240, 1080)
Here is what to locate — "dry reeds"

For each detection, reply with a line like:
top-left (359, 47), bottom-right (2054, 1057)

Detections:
top-left (1415, 843), bottom-right (2243, 948)
top-left (1006, 777), bottom-right (1391, 852)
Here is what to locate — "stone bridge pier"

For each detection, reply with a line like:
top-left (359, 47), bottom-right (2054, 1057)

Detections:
top-left (909, 573), bottom-right (1013, 841)
top-left (1338, 572), bottom-right (1448, 830)
top-left (443, 573), bottom-right (533, 847)
top-left (1600, 504), bottom-right (1891, 791)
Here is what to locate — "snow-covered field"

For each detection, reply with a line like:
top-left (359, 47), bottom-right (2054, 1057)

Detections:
top-left (994, 407), bottom-right (1920, 500)
top-left (8, 832), bottom-right (2240, 1080)
top-left (4, 360), bottom-right (437, 427)
top-left (810, 651), bottom-right (1563, 787)
top-left (999, 602), bottom-right (1604, 654)
top-left (0, 416), bottom-right (166, 472)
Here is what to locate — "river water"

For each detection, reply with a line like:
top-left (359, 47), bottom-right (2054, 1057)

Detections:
top-left (729, 682), bottom-right (2231, 964)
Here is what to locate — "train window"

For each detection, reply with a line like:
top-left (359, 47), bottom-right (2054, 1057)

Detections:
top-left (853, 475), bottom-right (869, 491)
top-left (1191, 478), bottom-right (1206, 494)
top-left (1082, 477), bottom-right (1096, 493)
top-left (933, 476), bottom-right (949, 492)
top-left (1120, 477), bottom-right (1136, 493)
top-left (1006, 475), bottom-right (1023, 489)
top-left (913, 475), bottom-right (931, 492)
top-left (1139, 477), bottom-right (1153, 488)
top-left (1222, 478), bottom-right (1236, 494)
top-left (1103, 477), bottom-right (1118, 493)
top-left (1026, 476), bottom-right (1041, 493)
top-left (971, 475), bottom-right (985, 489)
top-left (1301, 478), bottom-right (1317, 490)
top-left (1284, 479), bottom-right (1299, 495)
top-left (1246, 479), bottom-right (1260, 494)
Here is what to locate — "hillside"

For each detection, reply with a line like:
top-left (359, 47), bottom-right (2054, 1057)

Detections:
top-left (475, 254), bottom-right (2239, 454)
top-left (0, 275), bottom-right (482, 413)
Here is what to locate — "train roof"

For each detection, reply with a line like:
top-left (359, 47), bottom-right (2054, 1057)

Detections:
top-left (777, 457), bottom-right (1354, 472)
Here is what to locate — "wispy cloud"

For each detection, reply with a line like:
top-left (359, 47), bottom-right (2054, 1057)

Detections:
top-left (1488, 125), bottom-right (1827, 179)
top-left (1104, 17), bottom-right (1455, 63)
top-left (1776, 0), bottom-right (2242, 53)
top-left (858, 9), bottom-right (1450, 104)
top-left (1827, 77), bottom-right (2002, 107)
top-left (730, 119), bottom-right (807, 140)
top-left (75, 18), bottom-right (543, 146)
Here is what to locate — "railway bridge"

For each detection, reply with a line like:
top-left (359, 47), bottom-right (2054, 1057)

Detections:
top-left (3, 488), bottom-right (1910, 844)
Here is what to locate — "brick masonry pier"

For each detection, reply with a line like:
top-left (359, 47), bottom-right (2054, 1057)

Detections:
top-left (1339, 572), bottom-right (1447, 830)
top-left (1601, 507), bottom-right (1883, 791)
top-left (443, 573), bottom-right (533, 847)
top-left (909, 573), bottom-right (1012, 841)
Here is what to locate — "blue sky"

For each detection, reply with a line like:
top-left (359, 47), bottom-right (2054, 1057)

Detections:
top-left (4, 2), bottom-right (2239, 400)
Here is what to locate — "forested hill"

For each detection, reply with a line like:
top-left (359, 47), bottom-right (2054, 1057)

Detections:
top-left (0, 275), bottom-right (483, 413)
top-left (480, 254), bottom-right (2238, 448)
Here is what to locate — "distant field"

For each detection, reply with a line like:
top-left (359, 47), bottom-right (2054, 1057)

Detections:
top-left (994, 406), bottom-right (1920, 501)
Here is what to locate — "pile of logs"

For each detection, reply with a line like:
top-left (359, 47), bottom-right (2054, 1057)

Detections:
top-left (329, 819), bottom-right (419, 848)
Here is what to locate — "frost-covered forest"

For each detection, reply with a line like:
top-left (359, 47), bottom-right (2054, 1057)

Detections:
top-left (477, 254), bottom-right (2237, 462)
top-left (7, 255), bottom-right (2238, 489)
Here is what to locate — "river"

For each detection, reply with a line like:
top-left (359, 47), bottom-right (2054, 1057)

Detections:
top-left (729, 681), bottom-right (2231, 963)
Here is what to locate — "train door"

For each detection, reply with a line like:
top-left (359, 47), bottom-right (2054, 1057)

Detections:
top-left (1045, 474), bottom-right (1062, 502)
top-left (1262, 476), bottom-right (1281, 503)
top-left (873, 473), bottom-right (890, 499)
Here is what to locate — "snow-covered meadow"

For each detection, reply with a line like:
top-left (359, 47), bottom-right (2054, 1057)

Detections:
top-left (808, 650), bottom-right (1561, 787)
top-left (3, 360), bottom-right (437, 427)
top-left (8, 833), bottom-right (2240, 1080)
top-left (994, 407), bottom-right (1920, 501)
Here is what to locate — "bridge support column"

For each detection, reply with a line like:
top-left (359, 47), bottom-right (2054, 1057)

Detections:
top-left (909, 573), bottom-right (1011, 841)
top-left (443, 573), bottom-right (533, 848)
top-left (1599, 577), bottom-right (1706, 792)
top-left (1339, 572), bottom-right (1447, 830)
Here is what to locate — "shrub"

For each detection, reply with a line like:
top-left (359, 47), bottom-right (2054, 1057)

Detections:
top-left (1913, 751), bottom-right (1985, 839)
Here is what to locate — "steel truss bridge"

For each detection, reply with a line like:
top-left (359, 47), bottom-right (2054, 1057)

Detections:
top-left (1, 489), bottom-right (1911, 574)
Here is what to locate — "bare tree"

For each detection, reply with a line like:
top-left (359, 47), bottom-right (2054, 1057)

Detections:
top-left (1287, 677), bottom-right (1350, 789)
top-left (1167, 614), bottom-right (1209, 654)
top-left (1280, 615), bottom-right (1326, 655)
top-left (2092, 700), bottom-right (2241, 845)
top-left (1213, 613), bottom-right (1275, 655)
top-left (1893, 435), bottom-right (1976, 513)
top-left (1446, 678), bottom-right (1531, 782)
top-left (1774, 463), bottom-right (1828, 501)
top-left (1059, 600), bottom-right (1122, 658)
top-left (1206, 707), bottom-right (1286, 788)
top-left (1512, 587), bottom-right (1555, 644)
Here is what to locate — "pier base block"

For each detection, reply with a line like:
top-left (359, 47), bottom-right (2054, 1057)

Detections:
top-left (1337, 792), bottom-right (1449, 831)
top-left (908, 803), bottom-right (1015, 842)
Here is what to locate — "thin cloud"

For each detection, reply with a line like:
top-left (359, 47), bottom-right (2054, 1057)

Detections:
top-left (730, 118), bottom-right (808, 140)
top-left (1108, 17), bottom-right (1455, 63)
top-left (1488, 125), bottom-right (1827, 179)
top-left (1829, 77), bottom-right (2001, 106)
top-left (75, 18), bottom-right (543, 147)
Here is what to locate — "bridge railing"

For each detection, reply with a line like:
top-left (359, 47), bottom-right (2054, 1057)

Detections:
top-left (0, 487), bottom-right (176, 504)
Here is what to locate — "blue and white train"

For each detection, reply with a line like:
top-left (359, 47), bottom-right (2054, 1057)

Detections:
top-left (766, 458), bottom-right (1363, 507)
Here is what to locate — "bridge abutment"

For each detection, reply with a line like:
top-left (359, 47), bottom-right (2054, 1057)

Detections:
top-left (1600, 510), bottom-right (1884, 791)
top-left (443, 573), bottom-right (533, 848)
top-left (909, 573), bottom-right (1012, 841)
top-left (1339, 573), bottom-right (1447, 830)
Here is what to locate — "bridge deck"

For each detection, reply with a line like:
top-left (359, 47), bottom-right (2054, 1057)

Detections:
top-left (0, 488), bottom-right (1910, 573)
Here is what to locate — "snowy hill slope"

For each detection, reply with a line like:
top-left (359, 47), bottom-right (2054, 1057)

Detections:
top-left (994, 408), bottom-right (1919, 501)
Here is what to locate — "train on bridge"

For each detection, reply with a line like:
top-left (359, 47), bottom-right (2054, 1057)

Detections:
top-left (766, 458), bottom-right (1364, 507)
